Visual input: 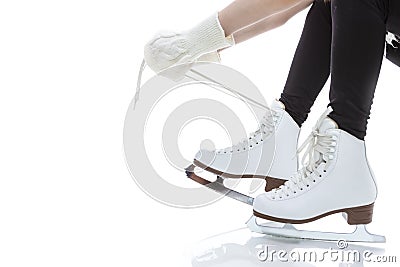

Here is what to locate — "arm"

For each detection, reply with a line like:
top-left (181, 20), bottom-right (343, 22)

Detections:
top-left (219, 0), bottom-right (313, 36)
top-left (232, 0), bottom-right (313, 44)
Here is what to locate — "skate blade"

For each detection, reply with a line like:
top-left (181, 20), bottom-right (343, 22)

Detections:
top-left (185, 164), bottom-right (254, 206)
top-left (247, 216), bottom-right (386, 243)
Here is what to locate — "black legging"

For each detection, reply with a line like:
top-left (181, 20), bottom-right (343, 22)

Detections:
top-left (280, 0), bottom-right (395, 140)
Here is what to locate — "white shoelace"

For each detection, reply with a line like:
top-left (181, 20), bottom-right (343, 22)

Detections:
top-left (133, 59), bottom-right (147, 110)
top-left (133, 59), bottom-right (271, 111)
top-left (218, 109), bottom-right (280, 154)
top-left (271, 109), bottom-right (336, 199)
top-left (386, 32), bottom-right (399, 49)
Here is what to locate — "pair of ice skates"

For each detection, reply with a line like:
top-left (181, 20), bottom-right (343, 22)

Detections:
top-left (186, 103), bottom-right (385, 243)
top-left (142, 14), bottom-right (385, 243)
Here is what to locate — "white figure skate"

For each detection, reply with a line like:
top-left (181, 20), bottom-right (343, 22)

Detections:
top-left (186, 100), bottom-right (300, 202)
top-left (249, 109), bottom-right (385, 243)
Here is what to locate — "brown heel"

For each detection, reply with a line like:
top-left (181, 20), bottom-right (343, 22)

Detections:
top-left (345, 203), bottom-right (374, 225)
top-left (265, 177), bottom-right (286, 192)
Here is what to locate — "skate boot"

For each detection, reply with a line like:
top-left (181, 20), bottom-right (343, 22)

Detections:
top-left (249, 109), bottom-right (385, 242)
top-left (188, 100), bottom-right (300, 193)
top-left (144, 13), bottom-right (234, 77)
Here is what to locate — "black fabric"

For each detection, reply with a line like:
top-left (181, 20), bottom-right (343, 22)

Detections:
top-left (328, 0), bottom-right (388, 140)
top-left (387, 0), bottom-right (400, 34)
top-left (280, 0), bottom-right (392, 140)
top-left (280, 0), bottom-right (332, 127)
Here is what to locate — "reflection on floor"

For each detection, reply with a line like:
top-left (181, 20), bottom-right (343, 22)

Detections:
top-left (190, 228), bottom-right (385, 267)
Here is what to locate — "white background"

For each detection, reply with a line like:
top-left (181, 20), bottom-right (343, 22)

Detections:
top-left (0, 0), bottom-right (399, 266)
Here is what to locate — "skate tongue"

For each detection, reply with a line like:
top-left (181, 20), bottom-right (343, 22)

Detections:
top-left (316, 117), bottom-right (338, 163)
top-left (297, 112), bottom-right (338, 170)
top-left (270, 99), bottom-right (285, 110)
top-left (309, 117), bottom-right (338, 164)
top-left (317, 117), bottom-right (338, 134)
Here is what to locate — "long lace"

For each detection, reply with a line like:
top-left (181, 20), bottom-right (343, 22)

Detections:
top-left (133, 59), bottom-right (147, 110)
top-left (133, 58), bottom-right (271, 111)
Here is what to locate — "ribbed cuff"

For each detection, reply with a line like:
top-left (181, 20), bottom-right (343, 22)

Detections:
top-left (185, 13), bottom-right (234, 59)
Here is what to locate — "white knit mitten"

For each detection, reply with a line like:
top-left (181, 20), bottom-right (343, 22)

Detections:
top-left (144, 13), bottom-right (234, 74)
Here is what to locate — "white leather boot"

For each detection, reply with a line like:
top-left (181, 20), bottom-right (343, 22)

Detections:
top-left (144, 13), bottom-right (234, 75)
top-left (253, 110), bottom-right (378, 225)
top-left (194, 100), bottom-right (300, 191)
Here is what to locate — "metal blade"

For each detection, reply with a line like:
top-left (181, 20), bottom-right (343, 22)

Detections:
top-left (206, 180), bottom-right (254, 206)
top-left (185, 165), bottom-right (254, 206)
top-left (247, 216), bottom-right (386, 243)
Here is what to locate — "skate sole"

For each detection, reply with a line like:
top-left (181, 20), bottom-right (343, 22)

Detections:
top-left (193, 159), bottom-right (286, 191)
top-left (253, 203), bottom-right (374, 225)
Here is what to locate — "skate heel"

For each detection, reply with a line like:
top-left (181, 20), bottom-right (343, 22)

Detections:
top-left (264, 177), bottom-right (286, 192)
top-left (345, 203), bottom-right (374, 225)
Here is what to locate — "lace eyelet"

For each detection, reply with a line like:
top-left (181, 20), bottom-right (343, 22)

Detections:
top-left (256, 142), bottom-right (259, 145)
top-left (319, 175), bottom-right (322, 177)
top-left (300, 188), bottom-right (303, 191)
top-left (306, 185), bottom-right (310, 187)
top-left (294, 191), bottom-right (297, 194)
top-left (261, 139), bottom-right (263, 142)
top-left (323, 170), bottom-right (327, 173)
top-left (224, 152), bottom-right (227, 154)
top-left (250, 145), bottom-right (253, 148)
top-left (237, 149), bottom-right (240, 152)
top-left (313, 180), bottom-right (316, 183)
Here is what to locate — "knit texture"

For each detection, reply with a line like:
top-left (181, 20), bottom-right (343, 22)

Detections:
top-left (144, 13), bottom-right (234, 73)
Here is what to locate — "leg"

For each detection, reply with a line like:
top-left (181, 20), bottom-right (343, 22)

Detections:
top-left (279, 0), bottom-right (332, 126)
top-left (387, 0), bottom-right (400, 36)
top-left (231, 0), bottom-right (313, 44)
top-left (328, 0), bottom-right (388, 140)
top-left (219, 0), bottom-right (311, 36)
top-left (251, 1), bottom-right (390, 239)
